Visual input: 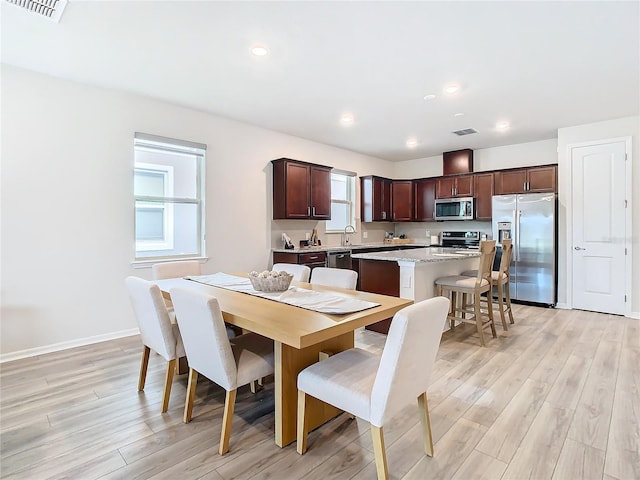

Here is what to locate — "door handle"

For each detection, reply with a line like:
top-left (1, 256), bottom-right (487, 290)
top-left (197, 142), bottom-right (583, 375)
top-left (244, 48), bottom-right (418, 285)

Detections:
top-left (574, 246), bottom-right (586, 251)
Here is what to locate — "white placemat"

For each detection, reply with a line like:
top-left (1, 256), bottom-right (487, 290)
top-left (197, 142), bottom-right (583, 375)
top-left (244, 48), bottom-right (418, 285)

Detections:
top-left (185, 273), bottom-right (380, 315)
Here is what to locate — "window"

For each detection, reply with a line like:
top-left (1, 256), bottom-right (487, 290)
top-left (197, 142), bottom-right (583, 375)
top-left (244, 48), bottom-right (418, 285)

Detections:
top-left (133, 133), bottom-right (205, 261)
top-left (326, 171), bottom-right (356, 232)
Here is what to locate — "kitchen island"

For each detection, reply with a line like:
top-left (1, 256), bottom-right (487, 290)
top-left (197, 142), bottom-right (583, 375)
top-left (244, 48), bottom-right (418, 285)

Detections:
top-left (352, 247), bottom-right (481, 333)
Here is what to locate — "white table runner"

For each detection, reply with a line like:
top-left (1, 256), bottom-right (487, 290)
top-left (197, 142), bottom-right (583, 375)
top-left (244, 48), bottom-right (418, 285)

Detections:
top-left (185, 273), bottom-right (380, 315)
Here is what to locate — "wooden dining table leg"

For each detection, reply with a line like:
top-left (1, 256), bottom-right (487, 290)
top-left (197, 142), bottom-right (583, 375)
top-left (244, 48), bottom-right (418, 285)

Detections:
top-left (274, 332), bottom-right (354, 447)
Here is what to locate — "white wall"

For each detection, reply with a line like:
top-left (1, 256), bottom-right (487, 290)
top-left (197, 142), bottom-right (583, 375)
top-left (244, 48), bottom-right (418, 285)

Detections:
top-left (557, 116), bottom-right (640, 316)
top-left (0, 65), bottom-right (391, 357)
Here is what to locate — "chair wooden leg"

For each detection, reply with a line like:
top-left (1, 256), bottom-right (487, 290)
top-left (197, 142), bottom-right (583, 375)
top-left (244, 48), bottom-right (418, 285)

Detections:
top-left (219, 389), bottom-right (237, 455)
top-left (183, 368), bottom-right (198, 423)
top-left (474, 294), bottom-right (485, 347)
top-left (418, 392), bottom-right (434, 457)
top-left (161, 358), bottom-right (177, 413)
top-left (505, 281), bottom-right (514, 324)
top-left (138, 345), bottom-right (151, 391)
top-left (371, 425), bottom-right (389, 480)
top-left (450, 290), bottom-right (457, 330)
top-left (296, 390), bottom-right (309, 454)
top-left (497, 284), bottom-right (508, 330)
top-left (487, 293), bottom-right (497, 338)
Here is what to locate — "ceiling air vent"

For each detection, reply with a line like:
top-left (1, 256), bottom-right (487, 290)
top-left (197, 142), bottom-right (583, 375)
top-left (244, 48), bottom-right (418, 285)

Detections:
top-left (452, 128), bottom-right (478, 136)
top-left (4, 0), bottom-right (68, 22)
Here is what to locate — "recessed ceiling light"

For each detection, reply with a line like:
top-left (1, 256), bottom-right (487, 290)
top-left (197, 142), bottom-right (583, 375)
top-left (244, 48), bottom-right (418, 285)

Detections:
top-left (423, 94), bottom-right (437, 101)
top-left (340, 114), bottom-right (354, 125)
top-left (406, 138), bottom-right (418, 148)
top-left (443, 84), bottom-right (460, 94)
top-left (251, 45), bottom-right (269, 56)
top-left (454, 112), bottom-right (465, 117)
top-left (496, 121), bottom-right (510, 130)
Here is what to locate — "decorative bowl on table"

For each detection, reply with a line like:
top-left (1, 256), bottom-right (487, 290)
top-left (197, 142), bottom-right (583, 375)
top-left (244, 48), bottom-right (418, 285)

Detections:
top-left (248, 270), bottom-right (293, 292)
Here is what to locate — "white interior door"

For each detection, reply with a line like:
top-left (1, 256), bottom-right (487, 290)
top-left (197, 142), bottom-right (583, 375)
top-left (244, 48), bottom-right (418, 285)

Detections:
top-left (571, 141), bottom-right (627, 314)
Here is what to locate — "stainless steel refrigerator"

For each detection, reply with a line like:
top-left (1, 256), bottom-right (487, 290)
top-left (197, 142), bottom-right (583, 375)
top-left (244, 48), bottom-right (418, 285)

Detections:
top-left (492, 193), bottom-right (556, 305)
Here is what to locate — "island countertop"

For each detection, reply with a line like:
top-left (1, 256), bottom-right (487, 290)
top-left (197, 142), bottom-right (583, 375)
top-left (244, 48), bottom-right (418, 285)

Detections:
top-left (351, 247), bottom-right (481, 263)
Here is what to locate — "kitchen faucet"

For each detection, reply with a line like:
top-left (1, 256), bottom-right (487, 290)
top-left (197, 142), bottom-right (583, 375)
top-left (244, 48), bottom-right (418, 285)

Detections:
top-left (342, 225), bottom-right (356, 246)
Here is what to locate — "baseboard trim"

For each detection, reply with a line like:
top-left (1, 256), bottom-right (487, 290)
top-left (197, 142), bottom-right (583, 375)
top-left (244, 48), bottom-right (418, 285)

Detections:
top-left (0, 328), bottom-right (140, 363)
top-left (554, 303), bottom-right (639, 319)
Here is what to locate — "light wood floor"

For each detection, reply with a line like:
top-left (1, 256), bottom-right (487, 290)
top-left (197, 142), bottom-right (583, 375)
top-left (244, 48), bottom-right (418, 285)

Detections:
top-left (1, 304), bottom-right (639, 479)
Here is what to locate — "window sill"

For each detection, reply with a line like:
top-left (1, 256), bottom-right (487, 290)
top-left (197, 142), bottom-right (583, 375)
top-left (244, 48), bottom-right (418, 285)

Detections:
top-left (131, 257), bottom-right (208, 269)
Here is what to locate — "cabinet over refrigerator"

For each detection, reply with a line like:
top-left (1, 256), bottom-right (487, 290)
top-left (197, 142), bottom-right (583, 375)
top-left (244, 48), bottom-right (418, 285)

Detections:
top-left (492, 193), bottom-right (557, 306)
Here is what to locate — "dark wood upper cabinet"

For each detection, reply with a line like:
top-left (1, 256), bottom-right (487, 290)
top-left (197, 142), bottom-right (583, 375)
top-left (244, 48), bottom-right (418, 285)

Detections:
top-left (361, 175), bottom-right (392, 222)
top-left (413, 178), bottom-right (436, 221)
top-left (272, 158), bottom-right (332, 220)
top-left (391, 180), bottom-right (413, 221)
top-left (527, 165), bottom-right (557, 192)
top-left (443, 149), bottom-right (474, 176)
top-left (358, 164), bottom-right (556, 223)
top-left (494, 165), bottom-right (557, 195)
top-left (436, 174), bottom-right (474, 198)
top-left (474, 172), bottom-right (494, 220)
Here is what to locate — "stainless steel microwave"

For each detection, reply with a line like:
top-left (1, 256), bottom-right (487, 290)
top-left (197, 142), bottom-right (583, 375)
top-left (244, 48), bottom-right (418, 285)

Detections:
top-left (434, 197), bottom-right (475, 221)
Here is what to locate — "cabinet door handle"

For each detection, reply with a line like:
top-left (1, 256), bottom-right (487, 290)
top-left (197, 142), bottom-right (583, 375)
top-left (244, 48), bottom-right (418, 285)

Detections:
top-left (382, 211), bottom-right (386, 220)
top-left (307, 206), bottom-right (311, 216)
top-left (312, 206), bottom-right (316, 216)
top-left (309, 256), bottom-right (319, 260)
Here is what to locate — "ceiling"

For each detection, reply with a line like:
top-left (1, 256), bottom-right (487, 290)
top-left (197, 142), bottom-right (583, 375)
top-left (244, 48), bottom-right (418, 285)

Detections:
top-left (2, 1), bottom-right (638, 161)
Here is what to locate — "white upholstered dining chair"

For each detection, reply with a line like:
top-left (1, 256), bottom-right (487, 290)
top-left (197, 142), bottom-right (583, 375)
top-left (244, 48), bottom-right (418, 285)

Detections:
top-left (169, 287), bottom-right (275, 455)
top-left (272, 263), bottom-right (311, 282)
top-left (125, 276), bottom-right (185, 413)
top-left (151, 260), bottom-right (201, 280)
top-left (296, 296), bottom-right (450, 480)
top-left (151, 260), bottom-right (201, 313)
top-left (310, 267), bottom-right (358, 290)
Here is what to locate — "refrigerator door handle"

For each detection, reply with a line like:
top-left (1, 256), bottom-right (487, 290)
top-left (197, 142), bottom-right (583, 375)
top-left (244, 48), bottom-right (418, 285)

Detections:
top-left (512, 209), bottom-right (518, 261)
top-left (515, 210), bottom-right (522, 261)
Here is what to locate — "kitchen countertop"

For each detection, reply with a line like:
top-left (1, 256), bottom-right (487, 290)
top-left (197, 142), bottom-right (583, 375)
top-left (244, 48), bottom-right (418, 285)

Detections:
top-left (272, 242), bottom-right (433, 254)
top-left (351, 247), bottom-right (481, 263)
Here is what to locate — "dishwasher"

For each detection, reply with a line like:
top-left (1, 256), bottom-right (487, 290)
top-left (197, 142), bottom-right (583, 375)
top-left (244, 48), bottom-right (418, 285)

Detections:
top-left (327, 250), bottom-right (352, 269)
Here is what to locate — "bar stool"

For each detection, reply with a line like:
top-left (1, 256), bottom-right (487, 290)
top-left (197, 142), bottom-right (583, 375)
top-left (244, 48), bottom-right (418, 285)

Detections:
top-left (462, 238), bottom-right (514, 330)
top-left (435, 240), bottom-right (497, 347)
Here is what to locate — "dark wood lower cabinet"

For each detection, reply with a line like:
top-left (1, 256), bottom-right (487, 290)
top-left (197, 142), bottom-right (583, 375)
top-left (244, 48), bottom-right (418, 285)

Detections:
top-left (359, 259), bottom-right (399, 334)
top-left (272, 251), bottom-right (327, 270)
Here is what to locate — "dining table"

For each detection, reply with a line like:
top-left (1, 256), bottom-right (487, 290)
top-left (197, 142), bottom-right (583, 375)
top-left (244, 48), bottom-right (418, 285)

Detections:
top-left (155, 273), bottom-right (413, 447)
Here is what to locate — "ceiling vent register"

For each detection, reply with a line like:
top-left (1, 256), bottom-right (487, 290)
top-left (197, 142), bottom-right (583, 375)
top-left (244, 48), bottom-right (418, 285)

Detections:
top-left (452, 128), bottom-right (478, 136)
top-left (4, 0), bottom-right (67, 22)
